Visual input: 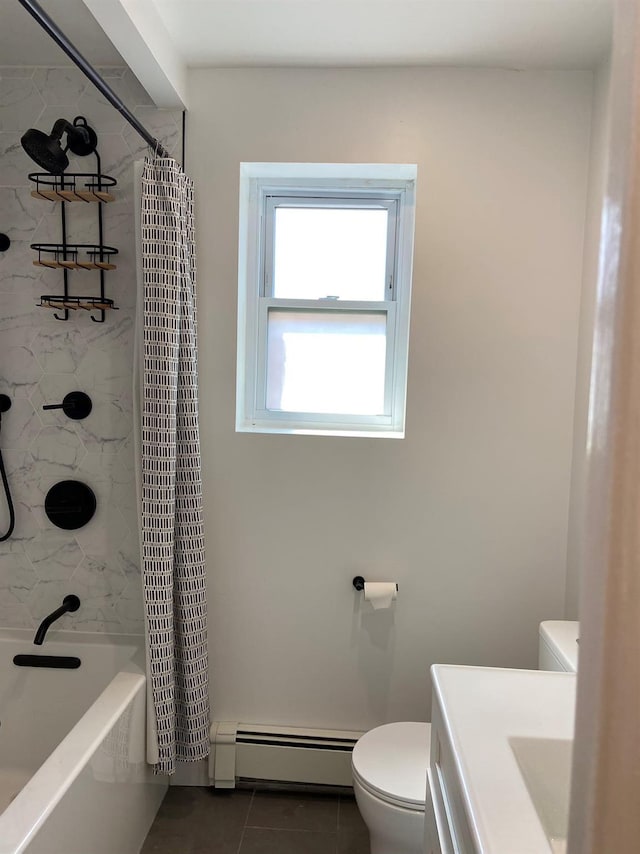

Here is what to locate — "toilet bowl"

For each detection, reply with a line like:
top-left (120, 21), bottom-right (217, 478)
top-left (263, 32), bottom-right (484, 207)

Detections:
top-left (351, 721), bottom-right (430, 854)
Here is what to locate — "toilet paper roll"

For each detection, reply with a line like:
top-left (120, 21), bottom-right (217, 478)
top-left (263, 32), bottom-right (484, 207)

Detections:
top-left (364, 582), bottom-right (397, 610)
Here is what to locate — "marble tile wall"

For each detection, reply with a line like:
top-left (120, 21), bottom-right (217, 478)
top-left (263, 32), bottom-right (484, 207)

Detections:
top-left (0, 65), bottom-right (182, 633)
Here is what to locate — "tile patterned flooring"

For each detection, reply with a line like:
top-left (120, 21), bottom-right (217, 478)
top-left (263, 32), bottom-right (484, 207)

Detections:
top-left (141, 787), bottom-right (370, 854)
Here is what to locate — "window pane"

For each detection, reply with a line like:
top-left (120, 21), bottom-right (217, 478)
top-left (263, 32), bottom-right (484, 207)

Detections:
top-left (266, 310), bottom-right (387, 414)
top-left (272, 207), bottom-right (388, 300)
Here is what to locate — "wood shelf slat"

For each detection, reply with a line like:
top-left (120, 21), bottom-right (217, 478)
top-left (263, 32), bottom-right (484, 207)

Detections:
top-left (30, 189), bottom-right (115, 203)
top-left (33, 260), bottom-right (117, 271)
top-left (40, 301), bottom-right (116, 311)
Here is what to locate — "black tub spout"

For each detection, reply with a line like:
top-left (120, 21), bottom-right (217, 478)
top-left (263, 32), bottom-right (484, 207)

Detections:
top-left (34, 595), bottom-right (80, 645)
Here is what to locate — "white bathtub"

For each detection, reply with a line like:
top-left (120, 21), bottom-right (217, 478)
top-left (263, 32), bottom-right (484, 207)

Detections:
top-left (0, 629), bottom-right (167, 854)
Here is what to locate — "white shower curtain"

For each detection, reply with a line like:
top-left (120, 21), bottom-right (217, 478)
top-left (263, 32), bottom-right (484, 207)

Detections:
top-left (134, 156), bottom-right (209, 775)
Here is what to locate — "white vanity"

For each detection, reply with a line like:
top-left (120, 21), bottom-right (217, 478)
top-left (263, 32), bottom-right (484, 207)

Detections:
top-left (425, 623), bottom-right (578, 854)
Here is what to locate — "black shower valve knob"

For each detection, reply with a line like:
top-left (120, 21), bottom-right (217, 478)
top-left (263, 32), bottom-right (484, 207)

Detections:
top-left (42, 391), bottom-right (92, 420)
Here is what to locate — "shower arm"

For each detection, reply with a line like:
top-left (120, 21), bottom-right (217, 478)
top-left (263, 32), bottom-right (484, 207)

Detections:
top-left (17, 0), bottom-right (171, 159)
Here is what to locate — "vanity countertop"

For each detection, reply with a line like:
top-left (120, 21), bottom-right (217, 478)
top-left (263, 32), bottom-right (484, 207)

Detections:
top-left (430, 664), bottom-right (577, 854)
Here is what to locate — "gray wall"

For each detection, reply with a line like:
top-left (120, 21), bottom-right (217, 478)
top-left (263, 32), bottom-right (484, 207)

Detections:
top-left (187, 67), bottom-right (593, 730)
top-left (0, 65), bottom-right (181, 632)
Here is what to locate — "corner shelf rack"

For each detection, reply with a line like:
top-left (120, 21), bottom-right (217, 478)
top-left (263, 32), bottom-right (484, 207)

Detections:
top-left (29, 151), bottom-right (119, 323)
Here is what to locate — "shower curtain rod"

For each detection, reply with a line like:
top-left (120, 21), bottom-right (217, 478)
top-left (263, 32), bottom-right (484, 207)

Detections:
top-left (17, 0), bottom-right (171, 159)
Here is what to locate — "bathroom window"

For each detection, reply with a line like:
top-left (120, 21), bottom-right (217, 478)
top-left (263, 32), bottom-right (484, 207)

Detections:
top-left (237, 163), bottom-right (417, 437)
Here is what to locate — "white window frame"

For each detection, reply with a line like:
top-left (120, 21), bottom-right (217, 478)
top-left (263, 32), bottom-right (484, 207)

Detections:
top-left (236, 163), bottom-right (417, 438)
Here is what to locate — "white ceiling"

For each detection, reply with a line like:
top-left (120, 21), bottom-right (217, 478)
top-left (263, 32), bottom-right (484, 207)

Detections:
top-left (1, 0), bottom-right (613, 71)
top-left (0, 0), bottom-right (124, 66)
top-left (151, 0), bottom-right (613, 69)
top-left (0, 0), bottom-right (613, 110)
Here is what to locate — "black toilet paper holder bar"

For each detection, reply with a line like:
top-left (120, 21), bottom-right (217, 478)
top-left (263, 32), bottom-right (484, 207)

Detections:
top-left (353, 576), bottom-right (399, 592)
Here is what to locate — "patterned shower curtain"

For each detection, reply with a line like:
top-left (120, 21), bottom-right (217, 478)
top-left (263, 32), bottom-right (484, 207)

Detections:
top-left (138, 157), bottom-right (209, 775)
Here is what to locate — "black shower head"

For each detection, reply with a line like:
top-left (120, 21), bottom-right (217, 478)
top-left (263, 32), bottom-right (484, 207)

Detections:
top-left (21, 127), bottom-right (69, 173)
top-left (21, 116), bottom-right (98, 175)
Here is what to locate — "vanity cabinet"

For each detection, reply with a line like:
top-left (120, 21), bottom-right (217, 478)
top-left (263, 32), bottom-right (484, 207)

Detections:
top-left (424, 664), bottom-right (576, 854)
top-left (425, 689), bottom-right (477, 854)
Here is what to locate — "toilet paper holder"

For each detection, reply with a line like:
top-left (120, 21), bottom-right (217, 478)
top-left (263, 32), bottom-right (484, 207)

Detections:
top-left (353, 576), bottom-right (399, 592)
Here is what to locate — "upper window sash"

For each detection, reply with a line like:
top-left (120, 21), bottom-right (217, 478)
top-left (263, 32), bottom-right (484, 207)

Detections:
top-left (261, 193), bottom-right (400, 301)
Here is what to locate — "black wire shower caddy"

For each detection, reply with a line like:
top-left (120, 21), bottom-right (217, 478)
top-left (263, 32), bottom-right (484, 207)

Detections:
top-left (29, 141), bottom-right (119, 323)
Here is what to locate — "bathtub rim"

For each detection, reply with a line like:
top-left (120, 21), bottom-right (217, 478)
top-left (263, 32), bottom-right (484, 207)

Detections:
top-left (0, 627), bottom-right (144, 649)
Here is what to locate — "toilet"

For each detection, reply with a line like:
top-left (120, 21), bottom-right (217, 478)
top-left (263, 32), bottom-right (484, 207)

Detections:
top-left (352, 621), bottom-right (579, 854)
top-left (352, 721), bottom-right (430, 854)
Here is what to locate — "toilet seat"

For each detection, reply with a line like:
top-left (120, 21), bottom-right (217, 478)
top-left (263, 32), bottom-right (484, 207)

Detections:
top-left (351, 722), bottom-right (430, 813)
top-left (353, 765), bottom-right (425, 812)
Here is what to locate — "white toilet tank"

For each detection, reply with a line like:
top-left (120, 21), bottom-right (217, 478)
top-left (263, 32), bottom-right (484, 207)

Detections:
top-left (538, 621), bottom-right (579, 672)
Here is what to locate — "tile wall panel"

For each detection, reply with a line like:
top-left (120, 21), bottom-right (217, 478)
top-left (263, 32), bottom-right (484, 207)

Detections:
top-left (0, 65), bottom-right (183, 633)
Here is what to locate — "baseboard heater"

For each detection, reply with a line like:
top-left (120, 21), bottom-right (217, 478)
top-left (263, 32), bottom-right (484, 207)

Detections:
top-left (209, 722), bottom-right (364, 788)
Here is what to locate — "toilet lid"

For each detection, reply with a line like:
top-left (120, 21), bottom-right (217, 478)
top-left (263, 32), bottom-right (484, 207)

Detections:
top-left (351, 722), bottom-right (430, 808)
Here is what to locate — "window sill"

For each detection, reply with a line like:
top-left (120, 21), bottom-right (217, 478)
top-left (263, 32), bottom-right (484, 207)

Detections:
top-left (236, 422), bottom-right (405, 439)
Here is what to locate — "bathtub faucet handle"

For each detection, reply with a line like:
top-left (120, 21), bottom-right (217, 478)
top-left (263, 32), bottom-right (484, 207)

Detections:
top-left (42, 391), bottom-right (92, 420)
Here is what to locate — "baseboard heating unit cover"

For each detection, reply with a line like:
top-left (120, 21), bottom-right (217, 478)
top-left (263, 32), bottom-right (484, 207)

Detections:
top-left (209, 723), bottom-right (364, 788)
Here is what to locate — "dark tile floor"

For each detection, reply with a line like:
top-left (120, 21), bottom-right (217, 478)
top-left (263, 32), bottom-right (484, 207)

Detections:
top-left (141, 787), bottom-right (370, 854)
